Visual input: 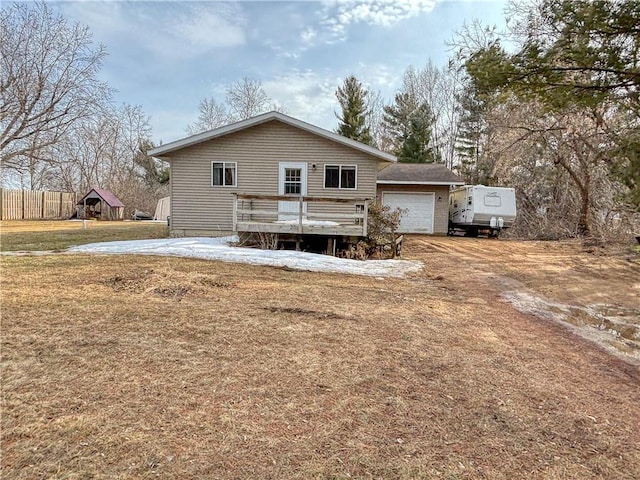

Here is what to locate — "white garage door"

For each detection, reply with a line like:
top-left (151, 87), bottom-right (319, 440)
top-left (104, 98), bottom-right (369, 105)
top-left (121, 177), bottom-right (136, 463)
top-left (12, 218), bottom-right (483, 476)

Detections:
top-left (382, 192), bottom-right (435, 233)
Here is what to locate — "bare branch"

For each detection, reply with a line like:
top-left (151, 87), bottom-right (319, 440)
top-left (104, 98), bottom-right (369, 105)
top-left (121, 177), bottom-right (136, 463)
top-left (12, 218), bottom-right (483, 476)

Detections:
top-left (0, 1), bottom-right (111, 170)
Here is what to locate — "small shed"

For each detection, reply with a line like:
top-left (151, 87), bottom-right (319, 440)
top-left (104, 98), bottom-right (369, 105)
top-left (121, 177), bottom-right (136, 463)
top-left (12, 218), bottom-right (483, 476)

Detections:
top-left (77, 187), bottom-right (125, 220)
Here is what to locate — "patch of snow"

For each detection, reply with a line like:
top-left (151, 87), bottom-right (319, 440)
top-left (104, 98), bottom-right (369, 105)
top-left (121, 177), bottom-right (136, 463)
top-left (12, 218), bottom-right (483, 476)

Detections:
top-left (67, 236), bottom-right (423, 278)
top-left (502, 291), bottom-right (570, 322)
top-left (502, 290), bottom-right (640, 364)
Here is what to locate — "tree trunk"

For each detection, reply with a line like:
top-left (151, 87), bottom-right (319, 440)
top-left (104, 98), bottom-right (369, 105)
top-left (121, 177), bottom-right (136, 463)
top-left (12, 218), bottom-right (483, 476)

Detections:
top-left (577, 186), bottom-right (590, 236)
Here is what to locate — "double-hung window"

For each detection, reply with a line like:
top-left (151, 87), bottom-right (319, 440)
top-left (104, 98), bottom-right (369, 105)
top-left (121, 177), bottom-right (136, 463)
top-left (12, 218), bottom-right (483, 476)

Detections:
top-left (324, 165), bottom-right (356, 189)
top-left (211, 162), bottom-right (237, 187)
top-left (284, 167), bottom-right (302, 195)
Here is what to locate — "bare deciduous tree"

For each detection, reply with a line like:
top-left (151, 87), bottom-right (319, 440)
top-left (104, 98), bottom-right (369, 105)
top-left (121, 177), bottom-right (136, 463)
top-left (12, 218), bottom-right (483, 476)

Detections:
top-left (481, 99), bottom-right (627, 239)
top-left (186, 97), bottom-right (229, 135)
top-left (365, 89), bottom-right (388, 150)
top-left (186, 77), bottom-right (279, 135)
top-left (0, 1), bottom-right (111, 172)
top-left (226, 77), bottom-right (272, 122)
top-left (47, 104), bottom-right (163, 215)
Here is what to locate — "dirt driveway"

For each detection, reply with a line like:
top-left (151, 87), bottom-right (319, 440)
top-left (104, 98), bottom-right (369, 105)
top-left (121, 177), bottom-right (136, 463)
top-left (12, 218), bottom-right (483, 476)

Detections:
top-left (404, 236), bottom-right (640, 365)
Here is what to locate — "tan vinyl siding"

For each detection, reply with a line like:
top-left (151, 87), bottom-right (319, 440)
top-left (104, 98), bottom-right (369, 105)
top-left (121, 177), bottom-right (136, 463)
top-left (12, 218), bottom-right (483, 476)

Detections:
top-left (169, 120), bottom-right (380, 233)
top-left (376, 184), bottom-right (451, 235)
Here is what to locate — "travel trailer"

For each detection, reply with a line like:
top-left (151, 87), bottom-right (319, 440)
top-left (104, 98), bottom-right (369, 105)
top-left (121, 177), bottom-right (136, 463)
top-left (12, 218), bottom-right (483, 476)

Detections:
top-left (449, 185), bottom-right (517, 237)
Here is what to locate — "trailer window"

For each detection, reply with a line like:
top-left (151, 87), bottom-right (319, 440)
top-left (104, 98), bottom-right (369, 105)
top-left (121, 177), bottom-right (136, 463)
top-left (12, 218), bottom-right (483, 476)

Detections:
top-left (484, 195), bottom-right (501, 207)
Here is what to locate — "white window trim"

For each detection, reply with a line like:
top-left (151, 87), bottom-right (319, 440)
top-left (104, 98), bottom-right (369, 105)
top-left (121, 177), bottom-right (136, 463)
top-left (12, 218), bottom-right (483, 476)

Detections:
top-left (211, 161), bottom-right (237, 187)
top-left (283, 167), bottom-right (303, 195)
top-left (323, 164), bottom-right (358, 190)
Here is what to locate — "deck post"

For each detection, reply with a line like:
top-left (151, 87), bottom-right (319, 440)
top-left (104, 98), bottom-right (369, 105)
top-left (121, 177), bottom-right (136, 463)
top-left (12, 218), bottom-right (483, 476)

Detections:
top-left (232, 193), bottom-right (237, 232)
top-left (298, 195), bottom-right (303, 233)
top-left (327, 237), bottom-right (337, 256)
top-left (363, 199), bottom-right (369, 237)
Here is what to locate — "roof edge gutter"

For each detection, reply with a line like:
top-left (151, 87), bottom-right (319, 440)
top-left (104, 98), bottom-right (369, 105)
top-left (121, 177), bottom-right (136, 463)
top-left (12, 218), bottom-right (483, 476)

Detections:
top-left (376, 180), bottom-right (465, 186)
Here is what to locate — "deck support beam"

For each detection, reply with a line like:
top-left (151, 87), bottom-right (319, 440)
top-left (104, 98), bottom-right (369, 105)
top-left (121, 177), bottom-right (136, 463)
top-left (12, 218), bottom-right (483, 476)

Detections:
top-left (327, 237), bottom-right (337, 256)
top-left (232, 193), bottom-right (237, 232)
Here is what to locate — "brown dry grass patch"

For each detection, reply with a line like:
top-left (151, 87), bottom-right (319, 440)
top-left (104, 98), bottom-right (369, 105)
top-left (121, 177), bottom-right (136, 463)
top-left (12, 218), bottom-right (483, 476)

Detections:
top-left (2, 240), bottom-right (640, 479)
top-left (0, 220), bottom-right (167, 252)
top-left (0, 220), bottom-right (158, 234)
top-left (102, 267), bottom-right (235, 299)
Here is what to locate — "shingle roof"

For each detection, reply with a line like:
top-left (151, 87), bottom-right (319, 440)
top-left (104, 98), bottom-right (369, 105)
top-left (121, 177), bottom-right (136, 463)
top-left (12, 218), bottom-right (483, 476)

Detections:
top-left (377, 163), bottom-right (464, 185)
top-left (77, 187), bottom-right (125, 207)
top-left (147, 111), bottom-right (396, 163)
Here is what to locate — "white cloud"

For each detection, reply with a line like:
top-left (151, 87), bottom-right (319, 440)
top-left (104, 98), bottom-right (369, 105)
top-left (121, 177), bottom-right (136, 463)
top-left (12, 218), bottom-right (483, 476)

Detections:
top-left (164, 3), bottom-right (246, 54)
top-left (263, 70), bottom-right (339, 129)
top-left (359, 63), bottom-right (397, 90)
top-left (57, 2), bottom-right (246, 60)
top-left (262, 64), bottom-right (402, 131)
top-left (301, 27), bottom-right (317, 45)
top-left (320, 0), bottom-right (438, 38)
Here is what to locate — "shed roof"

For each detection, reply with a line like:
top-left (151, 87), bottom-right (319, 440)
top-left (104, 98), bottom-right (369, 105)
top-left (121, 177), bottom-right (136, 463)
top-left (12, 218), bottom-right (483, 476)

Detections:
top-left (77, 187), bottom-right (125, 207)
top-left (147, 111), bottom-right (397, 163)
top-left (377, 163), bottom-right (464, 185)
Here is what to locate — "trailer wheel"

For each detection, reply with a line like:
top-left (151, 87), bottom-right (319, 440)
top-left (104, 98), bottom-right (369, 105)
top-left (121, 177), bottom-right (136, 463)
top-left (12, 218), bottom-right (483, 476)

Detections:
top-left (465, 227), bottom-right (479, 237)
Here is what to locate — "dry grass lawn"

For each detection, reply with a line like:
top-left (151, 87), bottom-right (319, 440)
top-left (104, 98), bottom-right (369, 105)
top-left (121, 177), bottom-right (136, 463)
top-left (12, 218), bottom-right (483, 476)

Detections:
top-left (1, 229), bottom-right (639, 479)
top-left (0, 220), bottom-right (168, 252)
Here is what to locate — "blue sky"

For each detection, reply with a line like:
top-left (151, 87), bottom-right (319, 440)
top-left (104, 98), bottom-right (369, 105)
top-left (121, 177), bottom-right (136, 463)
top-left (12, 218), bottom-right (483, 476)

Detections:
top-left (49, 0), bottom-right (508, 145)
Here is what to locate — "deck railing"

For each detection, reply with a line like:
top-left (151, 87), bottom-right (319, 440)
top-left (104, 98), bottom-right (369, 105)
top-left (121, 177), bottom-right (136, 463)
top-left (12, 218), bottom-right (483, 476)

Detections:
top-left (233, 194), bottom-right (370, 237)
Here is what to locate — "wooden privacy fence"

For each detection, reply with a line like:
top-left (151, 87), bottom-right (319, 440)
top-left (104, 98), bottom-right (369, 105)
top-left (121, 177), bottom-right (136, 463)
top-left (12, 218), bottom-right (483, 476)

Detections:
top-left (0, 189), bottom-right (77, 220)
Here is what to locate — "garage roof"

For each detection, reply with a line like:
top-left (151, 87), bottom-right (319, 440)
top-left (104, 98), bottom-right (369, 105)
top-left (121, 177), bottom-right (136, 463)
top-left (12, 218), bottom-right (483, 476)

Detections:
top-left (377, 163), bottom-right (464, 185)
top-left (77, 187), bottom-right (125, 207)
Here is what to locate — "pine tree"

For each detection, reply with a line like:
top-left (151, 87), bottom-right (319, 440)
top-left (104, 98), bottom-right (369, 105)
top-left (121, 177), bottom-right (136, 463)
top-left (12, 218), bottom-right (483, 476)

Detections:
top-left (335, 76), bottom-right (372, 145)
top-left (383, 93), bottom-right (438, 163)
top-left (462, 0), bottom-right (640, 208)
top-left (455, 82), bottom-right (492, 183)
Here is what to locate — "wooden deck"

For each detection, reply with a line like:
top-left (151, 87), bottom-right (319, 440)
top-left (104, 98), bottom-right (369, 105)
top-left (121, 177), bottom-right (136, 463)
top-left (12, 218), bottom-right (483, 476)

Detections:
top-left (233, 194), bottom-right (370, 237)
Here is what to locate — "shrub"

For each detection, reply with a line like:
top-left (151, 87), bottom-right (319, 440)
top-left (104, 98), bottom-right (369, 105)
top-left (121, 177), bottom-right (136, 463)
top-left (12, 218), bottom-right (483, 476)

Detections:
top-left (236, 232), bottom-right (279, 250)
top-left (342, 201), bottom-right (404, 259)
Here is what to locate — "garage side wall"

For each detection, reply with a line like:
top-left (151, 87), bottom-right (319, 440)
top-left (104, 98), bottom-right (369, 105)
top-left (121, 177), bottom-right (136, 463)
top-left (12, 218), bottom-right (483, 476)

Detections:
top-left (376, 184), bottom-right (451, 235)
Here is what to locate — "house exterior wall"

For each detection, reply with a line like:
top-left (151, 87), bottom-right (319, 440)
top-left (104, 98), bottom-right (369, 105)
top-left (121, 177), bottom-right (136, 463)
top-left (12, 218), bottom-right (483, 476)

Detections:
top-left (376, 184), bottom-right (451, 235)
top-left (168, 120), bottom-right (381, 236)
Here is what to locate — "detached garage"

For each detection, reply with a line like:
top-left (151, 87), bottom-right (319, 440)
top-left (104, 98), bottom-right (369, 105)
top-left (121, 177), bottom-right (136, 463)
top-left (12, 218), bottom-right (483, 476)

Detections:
top-left (377, 163), bottom-right (464, 234)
